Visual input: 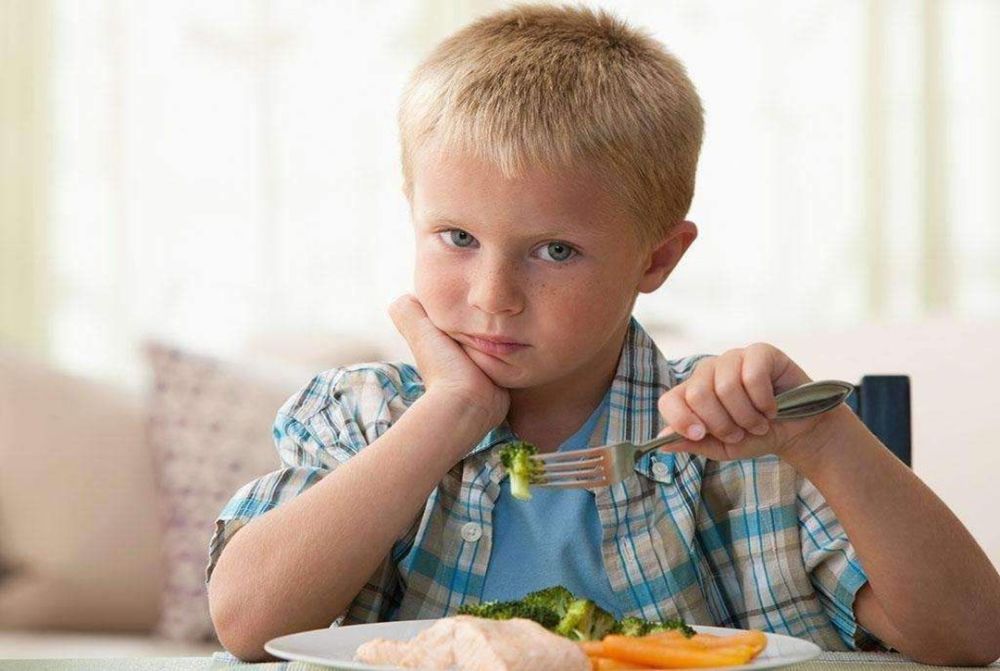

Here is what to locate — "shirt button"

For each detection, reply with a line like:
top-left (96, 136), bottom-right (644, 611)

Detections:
top-left (652, 462), bottom-right (670, 479)
top-left (461, 522), bottom-right (482, 542)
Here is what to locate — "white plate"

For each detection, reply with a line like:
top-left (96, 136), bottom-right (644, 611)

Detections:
top-left (265, 620), bottom-right (822, 670)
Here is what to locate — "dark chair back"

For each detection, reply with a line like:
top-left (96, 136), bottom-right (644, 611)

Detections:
top-left (844, 375), bottom-right (911, 467)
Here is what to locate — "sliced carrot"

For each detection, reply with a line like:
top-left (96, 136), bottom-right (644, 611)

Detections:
top-left (689, 632), bottom-right (767, 656)
top-left (644, 630), bottom-right (688, 642)
top-left (645, 630), bottom-right (767, 656)
top-left (601, 635), bottom-right (754, 668)
top-left (580, 640), bottom-right (606, 655)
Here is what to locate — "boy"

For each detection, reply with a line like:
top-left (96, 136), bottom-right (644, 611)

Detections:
top-left (205, 4), bottom-right (1000, 664)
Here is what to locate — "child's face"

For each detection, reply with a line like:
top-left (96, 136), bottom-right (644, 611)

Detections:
top-left (408, 145), bottom-right (680, 390)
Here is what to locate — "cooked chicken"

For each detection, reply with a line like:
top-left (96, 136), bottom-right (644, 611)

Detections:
top-left (354, 615), bottom-right (590, 671)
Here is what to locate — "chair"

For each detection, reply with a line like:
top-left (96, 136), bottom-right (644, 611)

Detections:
top-left (845, 375), bottom-right (911, 466)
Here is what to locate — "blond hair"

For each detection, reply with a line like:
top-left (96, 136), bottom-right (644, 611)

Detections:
top-left (398, 2), bottom-right (704, 251)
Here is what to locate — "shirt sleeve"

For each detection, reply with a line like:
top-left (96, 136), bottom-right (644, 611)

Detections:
top-left (205, 366), bottom-right (409, 625)
top-left (797, 476), bottom-right (890, 651)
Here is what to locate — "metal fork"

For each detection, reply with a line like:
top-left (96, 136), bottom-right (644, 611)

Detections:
top-left (532, 379), bottom-right (855, 490)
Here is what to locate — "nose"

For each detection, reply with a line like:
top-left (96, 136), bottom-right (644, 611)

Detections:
top-left (467, 253), bottom-right (525, 316)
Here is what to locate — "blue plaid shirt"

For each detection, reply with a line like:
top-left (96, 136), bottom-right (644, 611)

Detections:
top-left (207, 316), bottom-right (884, 651)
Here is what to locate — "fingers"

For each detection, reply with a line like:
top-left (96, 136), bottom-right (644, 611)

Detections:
top-left (388, 293), bottom-right (417, 329)
top-left (742, 343), bottom-right (780, 419)
top-left (389, 293), bottom-right (433, 340)
top-left (388, 293), bottom-right (441, 368)
top-left (661, 355), bottom-right (745, 444)
top-left (657, 347), bottom-right (783, 447)
top-left (715, 351), bottom-right (771, 436)
top-left (657, 391), bottom-right (708, 441)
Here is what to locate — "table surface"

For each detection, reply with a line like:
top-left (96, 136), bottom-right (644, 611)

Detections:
top-left (1, 652), bottom-right (998, 671)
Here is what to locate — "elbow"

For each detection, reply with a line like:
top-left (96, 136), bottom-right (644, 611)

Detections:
top-left (899, 632), bottom-right (1000, 667)
top-left (210, 600), bottom-right (281, 663)
top-left (209, 576), bottom-right (281, 663)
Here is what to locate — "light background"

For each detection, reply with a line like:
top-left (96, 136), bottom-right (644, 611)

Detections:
top-left (3, 0), bottom-right (997, 390)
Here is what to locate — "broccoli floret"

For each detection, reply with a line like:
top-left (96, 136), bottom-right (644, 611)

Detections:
top-left (553, 598), bottom-right (618, 641)
top-left (554, 598), bottom-right (593, 640)
top-left (457, 599), bottom-right (561, 629)
top-left (510, 603), bottom-right (561, 629)
top-left (588, 605), bottom-right (619, 640)
top-left (614, 616), bottom-right (651, 637)
top-left (457, 600), bottom-right (517, 619)
top-left (522, 586), bottom-right (576, 616)
top-left (499, 441), bottom-right (544, 500)
top-left (459, 585), bottom-right (693, 643)
top-left (612, 615), bottom-right (696, 638)
top-left (647, 618), bottom-right (696, 638)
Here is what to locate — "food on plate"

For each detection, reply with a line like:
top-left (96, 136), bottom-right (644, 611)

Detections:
top-left (458, 585), bottom-right (692, 642)
top-left (353, 614), bottom-right (591, 671)
top-left (498, 441), bottom-right (545, 500)
top-left (584, 629), bottom-right (769, 669)
top-left (354, 585), bottom-right (767, 670)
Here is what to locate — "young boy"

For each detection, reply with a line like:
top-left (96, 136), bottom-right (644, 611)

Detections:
top-left (205, 4), bottom-right (1000, 664)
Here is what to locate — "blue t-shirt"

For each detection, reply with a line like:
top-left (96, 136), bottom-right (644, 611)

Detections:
top-left (480, 388), bottom-right (622, 617)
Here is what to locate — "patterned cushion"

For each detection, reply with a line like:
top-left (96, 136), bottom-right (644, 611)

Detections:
top-left (144, 341), bottom-right (309, 642)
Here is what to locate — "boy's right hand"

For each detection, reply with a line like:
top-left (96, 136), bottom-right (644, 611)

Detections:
top-left (388, 294), bottom-right (510, 431)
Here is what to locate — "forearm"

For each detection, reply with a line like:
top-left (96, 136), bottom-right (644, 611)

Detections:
top-left (784, 406), bottom-right (1000, 662)
top-left (208, 390), bottom-right (493, 661)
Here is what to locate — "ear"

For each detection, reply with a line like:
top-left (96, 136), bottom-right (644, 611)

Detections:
top-left (636, 220), bottom-right (698, 294)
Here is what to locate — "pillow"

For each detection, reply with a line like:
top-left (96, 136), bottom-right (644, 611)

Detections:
top-left (144, 342), bottom-right (312, 642)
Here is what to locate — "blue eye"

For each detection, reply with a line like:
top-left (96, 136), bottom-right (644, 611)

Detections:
top-left (539, 241), bottom-right (576, 263)
top-left (441, 229), bottom-right (476, 248)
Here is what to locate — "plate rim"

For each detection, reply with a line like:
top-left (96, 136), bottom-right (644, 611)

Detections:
top-left (265, 619), bottom-right (822, 671)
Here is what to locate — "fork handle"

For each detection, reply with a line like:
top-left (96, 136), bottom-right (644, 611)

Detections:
top-left (635, 379), bottom-right (855, 455)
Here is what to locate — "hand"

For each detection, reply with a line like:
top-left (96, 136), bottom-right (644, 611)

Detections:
top-left (656, 343), bottom-right (831, 462)
top-left (388, 294), bottom-right (510, 430)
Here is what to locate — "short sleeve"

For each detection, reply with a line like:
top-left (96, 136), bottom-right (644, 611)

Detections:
top-left (205, 411), bottom-right (338, 584)
top-left (798, 476), bottom-right (889, 651)
top-left (205, 364), bottom-right (419, 623)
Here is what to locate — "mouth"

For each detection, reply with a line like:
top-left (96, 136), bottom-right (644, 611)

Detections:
top-left (462, 333), bottom-right (529, 356)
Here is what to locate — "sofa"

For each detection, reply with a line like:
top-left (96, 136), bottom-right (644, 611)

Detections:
top-left (1, 316), bottom-right (996, 659)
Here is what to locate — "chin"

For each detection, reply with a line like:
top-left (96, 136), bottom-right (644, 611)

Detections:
top-left (463, 346), bottom-right (538, 389)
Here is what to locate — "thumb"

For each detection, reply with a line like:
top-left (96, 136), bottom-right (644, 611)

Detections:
top-left (655, 426), bottom-right (690, 454)
top-left (655, 426), bottom-right (726, 459)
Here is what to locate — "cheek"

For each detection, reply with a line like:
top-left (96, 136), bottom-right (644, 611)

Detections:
top-left (414, 250), bottom-right (465, 312)
top-left (532, 275), bottom-right (631, 337)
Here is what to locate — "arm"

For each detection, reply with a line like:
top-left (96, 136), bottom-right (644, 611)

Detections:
top-left (656, 344), bottom-right (1000, 665)
top-left (207, 390), bottom-right (492, 662)
top-left (784, 405), bottom-right (1000, 666)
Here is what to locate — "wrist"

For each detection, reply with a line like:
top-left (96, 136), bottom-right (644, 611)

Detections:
top-left (780, 404), bottom-right (866, 478)
top-left (418, 389), bottom-right (498, 441)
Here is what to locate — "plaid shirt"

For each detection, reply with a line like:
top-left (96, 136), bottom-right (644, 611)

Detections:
top-left (207, 316), bottom-right (884, 651)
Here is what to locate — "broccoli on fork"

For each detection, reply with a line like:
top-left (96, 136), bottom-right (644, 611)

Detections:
top-left (499, 441), bottom-right (545, 500)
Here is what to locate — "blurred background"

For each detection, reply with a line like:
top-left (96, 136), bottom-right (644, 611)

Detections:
top-left (1, 0), bottom-right (998, 660)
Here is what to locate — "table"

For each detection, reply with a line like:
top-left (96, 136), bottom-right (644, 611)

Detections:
top-left (1, 652), bottom-right (998, 671)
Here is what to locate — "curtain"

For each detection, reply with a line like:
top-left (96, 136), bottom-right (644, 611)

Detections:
top-left (0, 0), bottom-right (52, 356)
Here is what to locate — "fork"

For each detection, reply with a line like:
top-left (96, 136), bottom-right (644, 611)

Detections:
top-left (531, 379), bottom-right (855, 490)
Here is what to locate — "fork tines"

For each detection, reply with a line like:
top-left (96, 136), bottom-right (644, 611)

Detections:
top-left (531, 450), bottom-right (608, 489)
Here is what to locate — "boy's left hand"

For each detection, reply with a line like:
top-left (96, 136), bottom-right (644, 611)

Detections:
top-left (656, 343), bottom-right (838, 462)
